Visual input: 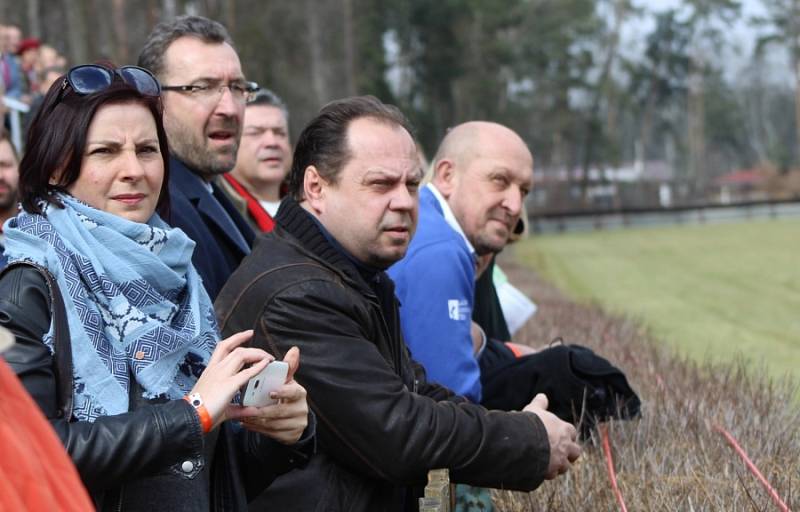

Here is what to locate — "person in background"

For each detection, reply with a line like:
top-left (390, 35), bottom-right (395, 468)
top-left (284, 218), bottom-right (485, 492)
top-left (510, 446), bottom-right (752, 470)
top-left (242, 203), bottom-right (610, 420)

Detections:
top-left (218, 87), bottom-right (292, 232)
top-left (17, 37), bottom-right (40, 97)
top-left (138, 15), bottom-right (257, 300)
top-left (0, 128), bottom-right (19, 268)
top-left (23, 65), bottom-right (66, 136)
top-left (0, 63), bottom-right (312, 511)
top-left (0, 25), bottom-right (23, 100)
top-left (37, 44), bottom-right (67, 72)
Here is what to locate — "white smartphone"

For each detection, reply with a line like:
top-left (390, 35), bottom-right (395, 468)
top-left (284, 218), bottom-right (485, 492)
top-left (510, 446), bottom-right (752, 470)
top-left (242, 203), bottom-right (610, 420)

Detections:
top-left (241, 361), bottom-right (289, 407)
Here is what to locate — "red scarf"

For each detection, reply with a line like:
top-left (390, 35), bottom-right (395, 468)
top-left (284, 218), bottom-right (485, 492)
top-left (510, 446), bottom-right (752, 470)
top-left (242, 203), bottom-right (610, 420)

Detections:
top-left (222, 174), bottom-right (276, 233)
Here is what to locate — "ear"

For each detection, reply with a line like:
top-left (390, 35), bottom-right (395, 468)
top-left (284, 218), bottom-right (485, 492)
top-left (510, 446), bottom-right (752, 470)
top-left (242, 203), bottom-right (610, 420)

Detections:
top-left (49, 163), bottom-right (67, 186)
top-left (432, 158), bottom-right (457, 199)
top-left (303, 165), bottom-right (326, 214)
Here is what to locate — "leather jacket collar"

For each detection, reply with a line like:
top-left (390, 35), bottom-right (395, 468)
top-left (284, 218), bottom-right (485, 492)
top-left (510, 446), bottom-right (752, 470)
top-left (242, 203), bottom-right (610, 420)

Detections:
top-left (274, 197), bottom-right (382, 301)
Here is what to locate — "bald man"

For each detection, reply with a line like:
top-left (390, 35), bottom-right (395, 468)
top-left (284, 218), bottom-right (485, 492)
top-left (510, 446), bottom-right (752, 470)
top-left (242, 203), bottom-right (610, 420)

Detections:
top-left (389, 121), bottom-right (642, 427)
top-left (389, 122), bottom-right (532, 404)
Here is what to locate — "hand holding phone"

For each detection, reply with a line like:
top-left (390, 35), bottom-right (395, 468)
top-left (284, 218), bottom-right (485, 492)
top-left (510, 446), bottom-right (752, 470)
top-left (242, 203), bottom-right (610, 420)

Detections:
top-left (241, 361), bottom-right (289, 407)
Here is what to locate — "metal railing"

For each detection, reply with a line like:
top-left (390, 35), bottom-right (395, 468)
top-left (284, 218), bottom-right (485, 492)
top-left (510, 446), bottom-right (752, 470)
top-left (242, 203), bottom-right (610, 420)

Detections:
top-left (530, 197), bottom-right (800, 234)
top-left (2, 95), bottom-right (30, 154)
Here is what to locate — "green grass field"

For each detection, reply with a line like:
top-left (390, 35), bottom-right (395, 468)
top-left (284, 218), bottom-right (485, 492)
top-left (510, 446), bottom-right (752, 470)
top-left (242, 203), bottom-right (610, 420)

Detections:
top-left (515, 218), bottom-right (800, 379)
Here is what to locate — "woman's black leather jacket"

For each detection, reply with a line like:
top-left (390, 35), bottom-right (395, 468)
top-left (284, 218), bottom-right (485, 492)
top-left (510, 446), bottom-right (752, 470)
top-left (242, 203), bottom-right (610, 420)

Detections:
top-left (0, 264), bottom-right (314, 511)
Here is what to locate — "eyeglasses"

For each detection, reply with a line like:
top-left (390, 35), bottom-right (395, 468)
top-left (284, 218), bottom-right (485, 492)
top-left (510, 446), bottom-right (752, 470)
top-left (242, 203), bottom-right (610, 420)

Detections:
top-left (161, 80), bottom-right (259, 105)
top-left (61, 64), bottom-right (161, 97)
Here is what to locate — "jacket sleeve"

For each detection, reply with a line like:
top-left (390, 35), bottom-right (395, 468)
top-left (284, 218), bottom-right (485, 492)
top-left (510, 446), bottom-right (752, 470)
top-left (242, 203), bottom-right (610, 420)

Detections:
top-left (236, 411), bottom-right (317, 500)
top-left (256, 278), bottom-right (550, 491)
top-left (389, 241), bottom-right (482, 402)
top-left (0, 266), bottom-right (205, 493)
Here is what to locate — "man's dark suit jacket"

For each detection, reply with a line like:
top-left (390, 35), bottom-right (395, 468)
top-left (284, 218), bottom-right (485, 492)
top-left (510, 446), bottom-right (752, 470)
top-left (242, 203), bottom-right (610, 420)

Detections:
top-left (167, 157), bottom-right (255, 300)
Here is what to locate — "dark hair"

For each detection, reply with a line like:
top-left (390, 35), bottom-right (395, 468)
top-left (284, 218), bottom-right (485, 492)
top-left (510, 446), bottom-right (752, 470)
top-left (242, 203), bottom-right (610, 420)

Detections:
top-left (288, 95), bottom-right (413, 200)
top-left (19, 66), bottom-right (171, 216)
top-left (137, 15), bottom-right (233, 79)
top-left (249, 87), bottom-right (289, 122)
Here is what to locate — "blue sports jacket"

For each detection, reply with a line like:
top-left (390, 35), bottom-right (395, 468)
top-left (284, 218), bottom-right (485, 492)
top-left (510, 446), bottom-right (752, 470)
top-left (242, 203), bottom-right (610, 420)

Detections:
top-left (388, 186), bottom-right (481, 402)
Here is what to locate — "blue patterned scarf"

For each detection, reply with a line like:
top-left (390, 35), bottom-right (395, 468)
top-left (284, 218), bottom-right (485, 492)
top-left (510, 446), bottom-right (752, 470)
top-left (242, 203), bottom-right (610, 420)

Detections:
top-left (4, 195), bottom-right (217, 421)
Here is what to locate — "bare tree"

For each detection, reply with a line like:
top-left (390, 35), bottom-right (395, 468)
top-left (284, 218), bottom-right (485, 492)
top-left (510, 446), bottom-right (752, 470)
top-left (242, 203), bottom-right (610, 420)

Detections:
top-left (580, 0), bottom-right (632, 204)
top-left (305, 0), bottom-right (329, 104)
top-left (111, 0), bottom-right (129, 63)
top-left (342, 0), bottom-right (357, 96)
top-left (63, 0), bottom-right (90, 64)
top-left (162, 0), bottom-right (178, 19)
top-left (756, 0), bottom-right (800, 169)
top-left (26, 0), bottom-right (41, 39)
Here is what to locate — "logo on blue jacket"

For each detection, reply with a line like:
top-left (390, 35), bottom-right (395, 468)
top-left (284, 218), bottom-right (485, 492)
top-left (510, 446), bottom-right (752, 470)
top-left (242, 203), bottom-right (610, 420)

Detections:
top-left (447, 299), bottom-right (470, 321)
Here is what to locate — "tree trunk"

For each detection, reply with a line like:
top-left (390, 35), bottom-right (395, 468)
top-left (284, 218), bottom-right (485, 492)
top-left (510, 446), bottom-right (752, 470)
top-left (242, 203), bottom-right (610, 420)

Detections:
top-left (112, 0), bottom-right (129, 64)
top-left (793, 0), bottom-right (800, 171)
top-left (687, 58), bottom-right (706, 202)
top-left (305, 0), bottom-right (329, 105)
top-left (342, 0), bottom-right (357, 96)
top-left (580, 0), bottom-right (626, 206)
top-left (63, 0), bottom-right (89, 65)
top-left (224, 0), bottom-right (236, 34)
top-left (162, 0), bottom-right (178, 20)
top-left (26, 0), bottom-right (41, 38)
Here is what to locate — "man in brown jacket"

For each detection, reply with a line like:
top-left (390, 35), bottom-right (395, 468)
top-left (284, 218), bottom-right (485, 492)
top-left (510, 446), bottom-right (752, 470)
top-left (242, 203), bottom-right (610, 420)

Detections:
top-left (215, 96), bottom-right (580, 512)
top-left (218, 88), bottom-right (292, 233)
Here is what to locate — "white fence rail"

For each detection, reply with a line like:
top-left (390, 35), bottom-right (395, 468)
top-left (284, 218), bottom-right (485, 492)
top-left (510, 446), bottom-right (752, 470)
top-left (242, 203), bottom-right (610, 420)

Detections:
top-left (2, 95), bottom-right (30, 154)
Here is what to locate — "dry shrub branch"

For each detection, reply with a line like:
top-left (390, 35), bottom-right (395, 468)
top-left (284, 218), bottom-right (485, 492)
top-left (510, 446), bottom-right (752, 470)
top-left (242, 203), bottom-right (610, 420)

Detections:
top-left (493, 254), bottom-right (800, 511)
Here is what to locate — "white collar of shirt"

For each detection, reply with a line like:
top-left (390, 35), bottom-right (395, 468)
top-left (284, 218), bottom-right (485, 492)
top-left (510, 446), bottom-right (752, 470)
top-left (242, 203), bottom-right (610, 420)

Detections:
top-left (426, 183), bottom-right (475, 256)
top-left (259, 199), bottom-right (281, 217)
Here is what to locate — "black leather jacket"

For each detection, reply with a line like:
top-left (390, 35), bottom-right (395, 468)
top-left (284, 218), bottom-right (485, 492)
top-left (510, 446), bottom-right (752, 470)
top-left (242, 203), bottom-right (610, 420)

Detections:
top-left (215, 198), bottom-right (550, 512)
top-left (0, 264), bottom-right (314, 511)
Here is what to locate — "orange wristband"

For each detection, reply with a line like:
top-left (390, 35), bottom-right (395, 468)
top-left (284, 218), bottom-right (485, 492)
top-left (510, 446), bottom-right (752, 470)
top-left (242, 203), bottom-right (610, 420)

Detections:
top-left (505, 342), bottom-right (525, 359)
top-left (184, 393), bottom-right (213, 434)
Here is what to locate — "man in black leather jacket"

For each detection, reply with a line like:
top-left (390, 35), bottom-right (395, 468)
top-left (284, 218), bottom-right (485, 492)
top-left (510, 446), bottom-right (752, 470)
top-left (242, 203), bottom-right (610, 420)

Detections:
top-left (215, 96), bottom-right (581, 512)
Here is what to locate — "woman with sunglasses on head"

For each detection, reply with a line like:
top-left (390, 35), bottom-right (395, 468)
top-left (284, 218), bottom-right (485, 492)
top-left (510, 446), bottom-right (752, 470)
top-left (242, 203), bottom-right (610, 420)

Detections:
top-left (0, 64), bottom-right (313, 511)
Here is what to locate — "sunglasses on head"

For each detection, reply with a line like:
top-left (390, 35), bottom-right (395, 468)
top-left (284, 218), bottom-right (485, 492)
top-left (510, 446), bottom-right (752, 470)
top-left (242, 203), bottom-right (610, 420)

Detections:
top-left (61, 64), bottom-right (161, 97)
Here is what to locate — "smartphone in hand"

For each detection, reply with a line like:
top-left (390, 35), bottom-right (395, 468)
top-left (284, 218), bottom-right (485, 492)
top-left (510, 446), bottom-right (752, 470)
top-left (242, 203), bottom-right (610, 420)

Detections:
top-left (242, 361), bottom-right (289, 407)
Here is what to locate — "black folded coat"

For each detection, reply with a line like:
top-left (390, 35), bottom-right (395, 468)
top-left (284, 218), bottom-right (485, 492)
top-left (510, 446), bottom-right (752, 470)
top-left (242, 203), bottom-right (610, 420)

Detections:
top-left (480, 341), bottom-right (642, 437)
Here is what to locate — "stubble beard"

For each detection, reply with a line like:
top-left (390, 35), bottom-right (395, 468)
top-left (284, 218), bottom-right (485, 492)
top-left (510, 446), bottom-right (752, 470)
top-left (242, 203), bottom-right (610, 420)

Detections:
top-left (472, 226), bottom-right (508, 256)
top-left (167, 122), bottom-right (239, 180)
top-left (0, 186), bottom-right (17, 212)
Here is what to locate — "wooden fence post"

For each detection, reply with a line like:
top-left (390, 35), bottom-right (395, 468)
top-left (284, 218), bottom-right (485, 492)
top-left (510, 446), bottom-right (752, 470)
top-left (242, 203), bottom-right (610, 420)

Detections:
top-left (419, 469), bottom-right (451, 512)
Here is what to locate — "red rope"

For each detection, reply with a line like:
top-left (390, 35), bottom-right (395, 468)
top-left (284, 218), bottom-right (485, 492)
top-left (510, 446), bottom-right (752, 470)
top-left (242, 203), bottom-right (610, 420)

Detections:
top-left (712, 424), bottom-right (791, 512)
top-left (600, 423), bottom-right (628, 512)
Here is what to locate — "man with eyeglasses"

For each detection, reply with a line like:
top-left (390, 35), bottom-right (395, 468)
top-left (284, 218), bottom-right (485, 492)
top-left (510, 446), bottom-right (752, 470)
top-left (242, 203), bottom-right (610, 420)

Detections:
top-left (138, 15), bottom-right (257, 300)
